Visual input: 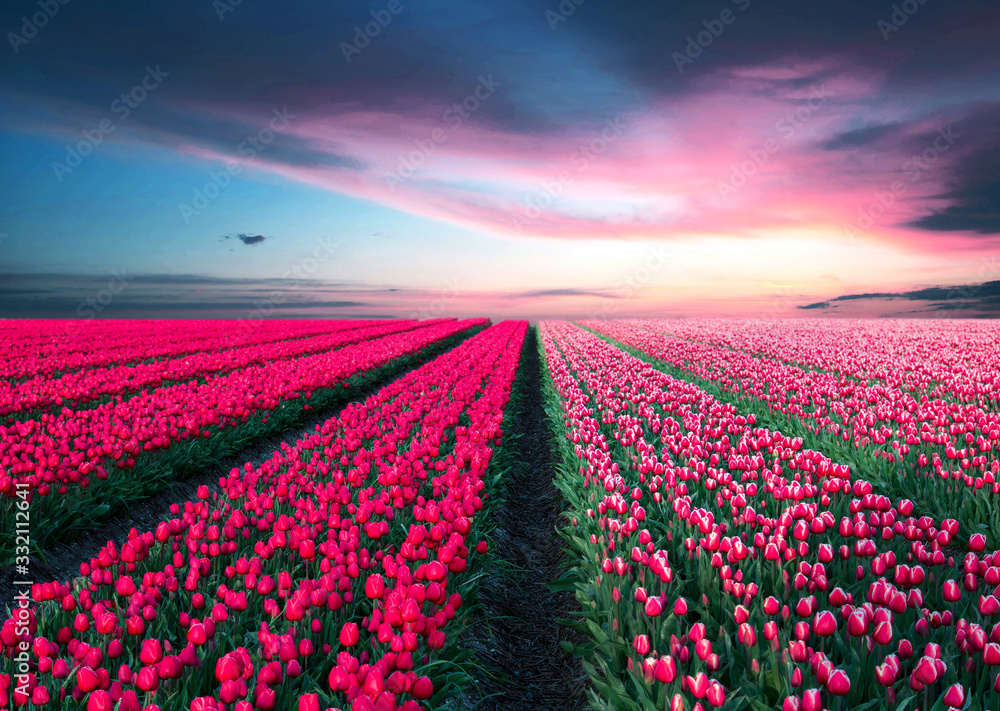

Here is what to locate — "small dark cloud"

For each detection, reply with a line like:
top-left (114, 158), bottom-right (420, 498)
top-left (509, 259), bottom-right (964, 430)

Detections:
top-left (798, 301), bottom-right (830, 310)
top-left (821, 123), bottom-right (902, 151)
top-left (224, 233), bottom-right (268, 246)
top-left (514, 288), bottom-right (619, 299)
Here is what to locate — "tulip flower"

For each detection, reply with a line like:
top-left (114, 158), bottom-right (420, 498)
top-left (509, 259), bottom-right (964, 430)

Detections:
top-left (827, 670), bottom-right (850, 696)
top-left (654, 656), bottom-right (677, 683)
top-left (801, 689), bottom-right (822, 711)
top-left (943, 683), bottom-right (965, 707)
top-left (813, 611), bottom-right (836, 637)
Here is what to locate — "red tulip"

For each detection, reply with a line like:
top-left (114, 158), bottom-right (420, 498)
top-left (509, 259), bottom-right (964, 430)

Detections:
top-left (339, 622), bottom-right (360, 647)
top-left (914, 656), bottom-right (938, 685)
top-left (298, 694), bottom-right (320, 711)
top-left (801, 689), bottom-right (822, 711)
top-left (365, 574), bottom-right (386, 600)
top-left (217, 655), bottom-right (241, 683)
top-left (813, 611), bottom-right (836, 637)
top-left (706, 681), bottom-right (725, 707)
top-left (136, 666), bottom-right (159, 692)
top-left (827, 670), bottom-right (850, 696)
top-left (78, 666), bottom-right (101, 693)
top-left (654, 656), bottom-right (677, 683)
top-left (87, 690), bottom-right (113, 711)
top-left (943, 683), bottom-right (965, 707)
top-left (412, 676), bottom-right (434, 700)
top-left (140, 638), bottom-right (163, 665)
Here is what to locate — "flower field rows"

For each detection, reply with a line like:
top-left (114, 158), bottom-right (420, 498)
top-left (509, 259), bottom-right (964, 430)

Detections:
top-left (0, 320), bottom-right (433, 420)
top-left (5, 316), bottom-right (1000, 711)
top-left (539, 321), bottom-right (1000, 711)
top-left (2, 320), bottom-right (359, 383)
top-left (639, 319), bottom-right (1000, 409)
top-left (1, 320), bottom-right (526, 710)
top-left (580, 320), bottom-right (1000, 539)
top-left (0, 319), bottom-right (484, 562)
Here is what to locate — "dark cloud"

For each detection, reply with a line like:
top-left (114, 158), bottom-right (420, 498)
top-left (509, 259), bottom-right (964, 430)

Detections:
top-left (908, 170), bottom-right (1000, 233)
top-left (906, 105), bottom-right (1000, 233)
top-left (234, 233), bottom-right (267, 246)
top-left (0, 0), bottom-right (590, 141)
top-left (565, 0), bottom-right (1000, 98)
top-left (514, 288), bottom-right (619, 299)
top-left (0, 271), bottom-right (502, 318)
top-left (821, 123), bottom-right (902, 150)
top-left (800, 280), bottom-right (1000, 313)
top-left (9, 0), bottom-right (995, 150)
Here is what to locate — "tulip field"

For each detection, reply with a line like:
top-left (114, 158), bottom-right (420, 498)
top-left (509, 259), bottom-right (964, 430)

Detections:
top-left (542, 320), bottom-right (1000, 711)
top-left (4, 317), bottom-right (1000, 711)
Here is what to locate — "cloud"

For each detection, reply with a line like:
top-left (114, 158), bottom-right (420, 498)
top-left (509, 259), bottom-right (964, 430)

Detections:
top-left (236, 233), bottom-right (267, 246)
top-left (4, 0), bottom-right (1000, 257)
top-left (800, 280), bottom-right (1000, 315)
top-left (905, 104), bottom-right (1000, 234)
top-left (821, 122), bottom-right (902, 150)
top-left (513, 288), bottom-right (620, 299)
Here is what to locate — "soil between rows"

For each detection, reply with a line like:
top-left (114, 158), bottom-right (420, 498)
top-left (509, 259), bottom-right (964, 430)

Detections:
top-left (459, 326), bottom-right (588, 711)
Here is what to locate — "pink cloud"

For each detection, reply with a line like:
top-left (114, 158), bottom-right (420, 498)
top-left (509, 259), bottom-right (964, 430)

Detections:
top-left (157, 58), bottom-right (998, 266)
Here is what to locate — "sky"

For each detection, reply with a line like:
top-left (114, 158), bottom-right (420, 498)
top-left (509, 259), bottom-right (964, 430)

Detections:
top-left (1, 0), bottom-right (999, 319)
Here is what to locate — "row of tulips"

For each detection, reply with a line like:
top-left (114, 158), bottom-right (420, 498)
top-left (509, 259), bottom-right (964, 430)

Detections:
top-left (579, 320), bottom-right (1000, 541)
top-left (538, 321), bottom-right (1000, 711)
top-left (0, 320), bottom-right (485, 563)
top-left (642, 319), bottom-right (1000, 410)
top-left (0, 320), bottom-right (434, 420)
top-left (0, 320), bottom-right (527, 710)
top-left (1, 320), bottom-right (352, 383)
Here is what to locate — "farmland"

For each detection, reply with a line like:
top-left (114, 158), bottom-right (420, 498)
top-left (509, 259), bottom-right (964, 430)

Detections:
top-left (3, 318), bottom-right (1000, 711)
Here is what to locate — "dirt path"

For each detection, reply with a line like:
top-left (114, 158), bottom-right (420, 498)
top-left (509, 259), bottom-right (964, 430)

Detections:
top-left (462, 326), bottom-right (588, 711)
